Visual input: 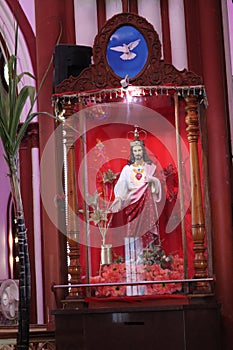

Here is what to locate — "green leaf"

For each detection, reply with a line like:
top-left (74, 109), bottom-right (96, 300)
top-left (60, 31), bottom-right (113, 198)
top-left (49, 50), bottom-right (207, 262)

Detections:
top-left (9, 86), bottom-right (35, 140)
top-left (0, 81), bottom-right (9, 125)
top-left (0, 116), bottom-right (14, 157)
top-left (17, 71), bottom-right (36, 84)
top-left (12, 111), bottom-right (55, 155)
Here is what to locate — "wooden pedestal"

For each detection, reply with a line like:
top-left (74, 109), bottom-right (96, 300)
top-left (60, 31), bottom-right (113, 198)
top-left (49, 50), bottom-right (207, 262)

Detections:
top-left (52, 299), bottom-right (221, 350)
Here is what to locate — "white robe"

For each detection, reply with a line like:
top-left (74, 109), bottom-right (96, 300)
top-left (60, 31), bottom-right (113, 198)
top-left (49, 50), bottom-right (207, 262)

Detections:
top-left (112, 162), bottom-right (162, 240)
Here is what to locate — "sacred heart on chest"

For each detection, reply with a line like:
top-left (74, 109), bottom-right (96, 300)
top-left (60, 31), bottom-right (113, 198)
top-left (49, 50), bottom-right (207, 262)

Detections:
top-left (135, 173), bottom-right (142, 180)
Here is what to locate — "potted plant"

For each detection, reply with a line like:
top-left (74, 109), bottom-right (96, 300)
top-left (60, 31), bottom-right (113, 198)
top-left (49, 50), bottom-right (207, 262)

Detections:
top-left (0, 25), bottom-right (54, 350)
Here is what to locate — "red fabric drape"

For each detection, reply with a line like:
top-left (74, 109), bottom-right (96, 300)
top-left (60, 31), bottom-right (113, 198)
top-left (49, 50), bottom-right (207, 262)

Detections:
top-left (75, 96), bottom-right (195, 282)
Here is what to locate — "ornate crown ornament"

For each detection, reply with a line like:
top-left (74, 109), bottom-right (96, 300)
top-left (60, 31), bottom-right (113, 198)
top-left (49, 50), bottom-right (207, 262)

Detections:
top-left (128, 125), bottom-right (147, 147)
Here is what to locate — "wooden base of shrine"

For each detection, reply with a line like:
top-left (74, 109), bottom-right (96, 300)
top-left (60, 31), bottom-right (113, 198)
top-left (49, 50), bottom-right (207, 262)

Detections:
top-left (52, 296), bottom-right (222, 350)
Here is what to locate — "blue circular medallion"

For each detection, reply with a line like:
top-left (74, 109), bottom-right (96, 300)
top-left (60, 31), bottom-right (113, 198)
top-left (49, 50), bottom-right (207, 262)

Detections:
top-left (106, 25), bottom-right (148, 79)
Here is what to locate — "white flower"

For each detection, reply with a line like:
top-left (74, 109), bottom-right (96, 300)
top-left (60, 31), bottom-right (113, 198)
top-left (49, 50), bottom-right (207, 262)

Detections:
top-left (89, 208), bottom-right (108, 225)
top-left (87, 191), bottom-right (101, 208)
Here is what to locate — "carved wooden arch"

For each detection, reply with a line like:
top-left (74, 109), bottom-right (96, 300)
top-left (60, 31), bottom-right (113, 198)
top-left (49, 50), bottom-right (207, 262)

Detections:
top-left (55, 12), bottom-right (202, 93)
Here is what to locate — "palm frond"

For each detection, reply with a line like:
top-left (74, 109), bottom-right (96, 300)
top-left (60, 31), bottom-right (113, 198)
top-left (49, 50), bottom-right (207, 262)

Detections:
top-left (0, 80), bottom-right (9, 124)
top-left (13, 111), bottom-right (55, 155)
top-left (8, 56), bottom-right (17, 118)
top-left (0, 116), bottom-right (13, 154)
top-left (17, 71), bottom-right (36, 84)
top-left (10, 85), bottom-right (36, 140)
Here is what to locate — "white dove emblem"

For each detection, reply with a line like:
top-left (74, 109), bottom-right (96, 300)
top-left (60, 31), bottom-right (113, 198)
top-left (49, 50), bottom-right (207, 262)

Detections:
top-left (110, 39), bottom-right (141, 60)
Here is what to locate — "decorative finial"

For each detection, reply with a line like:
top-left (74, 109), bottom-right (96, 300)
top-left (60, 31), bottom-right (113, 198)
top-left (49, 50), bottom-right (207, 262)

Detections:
top-left (134, 125), bottom-right (139, 140)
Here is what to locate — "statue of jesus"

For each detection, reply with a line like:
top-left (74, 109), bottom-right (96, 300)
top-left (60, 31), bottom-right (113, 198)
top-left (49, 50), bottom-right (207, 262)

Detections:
top-left (110, 126), bottom-right (162, 248)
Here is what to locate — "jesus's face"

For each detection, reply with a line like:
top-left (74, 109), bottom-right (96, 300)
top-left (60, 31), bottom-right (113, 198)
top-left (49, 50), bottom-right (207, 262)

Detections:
top-left (132, 145), bottom-right (143, 162)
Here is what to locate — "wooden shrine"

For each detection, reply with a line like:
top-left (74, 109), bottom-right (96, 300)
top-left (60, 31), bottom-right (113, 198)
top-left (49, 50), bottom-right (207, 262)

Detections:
top-left (51, 12), bottom-right (221, 350)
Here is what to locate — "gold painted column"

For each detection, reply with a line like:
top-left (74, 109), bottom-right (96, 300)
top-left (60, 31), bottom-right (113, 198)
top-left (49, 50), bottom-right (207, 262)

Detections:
top-left (185, 95), bottom-right (209, 292)
top-left (62, 102), bottom-right (83, 299)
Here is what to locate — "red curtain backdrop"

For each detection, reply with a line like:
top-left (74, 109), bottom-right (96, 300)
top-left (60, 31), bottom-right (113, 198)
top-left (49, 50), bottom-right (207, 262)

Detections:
top-left (74, 96), bottom-right (195, 281)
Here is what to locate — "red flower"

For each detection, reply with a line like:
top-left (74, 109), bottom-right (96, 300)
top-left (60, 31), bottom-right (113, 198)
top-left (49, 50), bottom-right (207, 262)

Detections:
top-left (90, 254), bottom-right (184, 297)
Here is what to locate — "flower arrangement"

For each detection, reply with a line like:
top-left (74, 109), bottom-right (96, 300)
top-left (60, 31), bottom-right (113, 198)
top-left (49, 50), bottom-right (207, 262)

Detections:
top-left (87, 168), bottom-right (118, 246)
top-left (90, 248), bottom-right (184, 297)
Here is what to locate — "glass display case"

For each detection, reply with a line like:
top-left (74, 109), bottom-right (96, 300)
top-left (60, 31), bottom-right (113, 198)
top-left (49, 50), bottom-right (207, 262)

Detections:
top-left (48, 12), bottom-right (213, 303)
top-left (75, 98), bottom-right (188, 298)
top-left (46, 88), bottom-right (213, 302)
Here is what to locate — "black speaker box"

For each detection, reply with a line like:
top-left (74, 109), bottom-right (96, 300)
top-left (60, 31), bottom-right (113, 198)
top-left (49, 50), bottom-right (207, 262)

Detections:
top-left (53, 44), bottom-right (92, 90)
